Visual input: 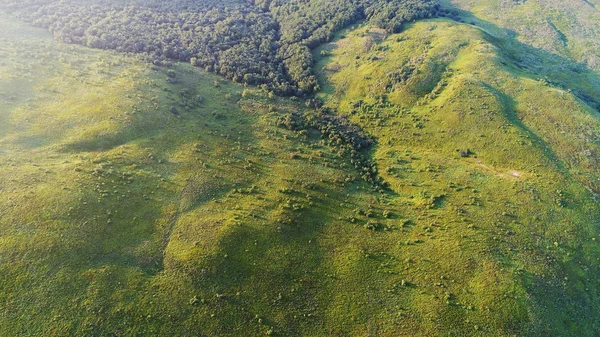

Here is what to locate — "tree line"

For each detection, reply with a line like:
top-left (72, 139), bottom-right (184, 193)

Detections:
top-left (2, 0), bottom-right (447, 95)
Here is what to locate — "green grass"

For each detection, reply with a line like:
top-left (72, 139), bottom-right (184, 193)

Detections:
top-left (314, 17), bottom-right (600, 336)
top-left (0, 13), bottom-right (417, 336)
top-left (443, 0), bottom-right (600, 71)
top-left (2, 6), bottom-right (600, 337)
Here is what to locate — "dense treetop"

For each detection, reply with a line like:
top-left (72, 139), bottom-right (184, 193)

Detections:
top-left (1, 0), bottom-right (444, 95)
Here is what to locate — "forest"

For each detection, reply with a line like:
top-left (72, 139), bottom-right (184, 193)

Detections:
top-left (0, 0), bottom-right (445, 95)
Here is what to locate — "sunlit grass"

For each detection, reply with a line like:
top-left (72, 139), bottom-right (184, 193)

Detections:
top-left (2, 11), bottom-right (600, 337)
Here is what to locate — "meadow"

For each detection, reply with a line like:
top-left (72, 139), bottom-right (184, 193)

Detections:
top-left (2, 1), bottom-right (600, 335)
top-left (314, 13), bottom-right (600, 336)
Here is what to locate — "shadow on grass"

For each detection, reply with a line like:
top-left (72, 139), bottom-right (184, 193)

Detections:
top-left (448, 8), bottom-right (600, 335)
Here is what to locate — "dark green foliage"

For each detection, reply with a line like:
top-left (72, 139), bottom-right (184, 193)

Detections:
top-left (364, 0), bottom-right (440, 33)
top-left (1, 0), bottom-right (441, 95)
top-left (277, 106), bottom-right (386, 188)
top-left (277, 111), bottom-right (306, 131)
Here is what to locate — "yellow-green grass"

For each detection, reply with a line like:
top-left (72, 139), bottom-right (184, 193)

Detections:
top-left (0, 14), bottom-right (437, 337)
top-left (315, 18), bottom-right (600, 336)
top-left (2, 10), bottom-right (600, 337)
top-left (443, 0), bottom-right (600, 72)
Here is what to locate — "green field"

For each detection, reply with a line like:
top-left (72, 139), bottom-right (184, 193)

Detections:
top-left (2, 1), bottom-right (600, 335)
top-left (313, 15), bottom-right (600, 335)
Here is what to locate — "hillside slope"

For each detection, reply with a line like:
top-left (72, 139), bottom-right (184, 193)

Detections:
top-left (2, 1), bottom-right (600, 336)
top-left (315, 16), bottom-right (600, 336)
top-left (446, 0), bottom-right (600, 71)
top-left (0, 14), bottom-right (382, 336)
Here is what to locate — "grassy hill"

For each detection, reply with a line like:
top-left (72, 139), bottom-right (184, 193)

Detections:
top-left (2, 1), bottom-right (600, 336)
top-left (0, 14), bottom-right (362, 336)
top-left (314, 15), bottom-right (600, 336)
top-left (445, 0), bottom-right (600, 71)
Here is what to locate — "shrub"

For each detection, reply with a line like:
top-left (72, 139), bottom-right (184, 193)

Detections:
top-left (458, 148), bottom-right (471, 157)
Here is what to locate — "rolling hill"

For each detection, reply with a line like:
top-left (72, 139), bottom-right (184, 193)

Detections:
top-left (1, 0), bottom-right (600, 336)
